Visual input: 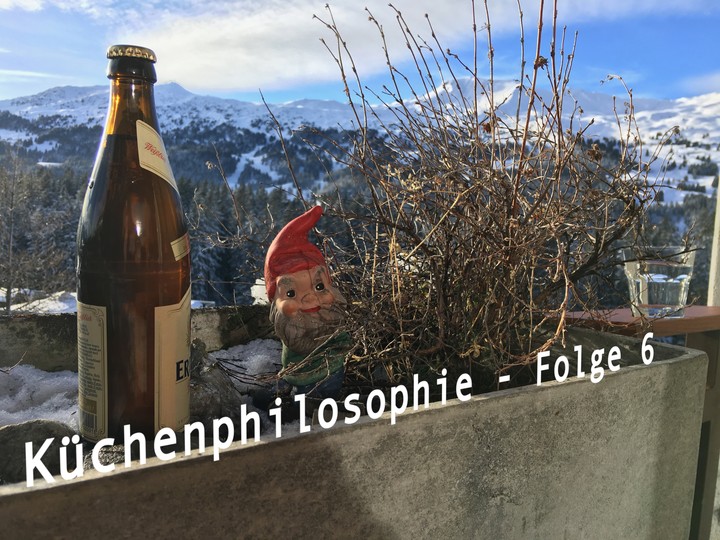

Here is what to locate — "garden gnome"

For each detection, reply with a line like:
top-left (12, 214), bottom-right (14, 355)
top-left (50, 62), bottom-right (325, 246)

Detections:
top-left (264, 205), bottom-right (349, 398)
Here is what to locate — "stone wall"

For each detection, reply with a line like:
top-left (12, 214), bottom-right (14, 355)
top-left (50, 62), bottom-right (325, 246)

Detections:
top-left (0, 305), bottom-right (273, 372)
top-left (0, 338), bottom-right (708, 539)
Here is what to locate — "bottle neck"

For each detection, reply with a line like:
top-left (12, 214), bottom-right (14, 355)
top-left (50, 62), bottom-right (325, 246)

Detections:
top-left (104, 60), bottom-right (158, 136)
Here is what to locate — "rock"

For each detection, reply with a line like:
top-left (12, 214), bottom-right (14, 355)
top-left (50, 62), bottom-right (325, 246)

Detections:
top-left (190, 339), bottom-right (266, 443)
top-left (82, 442), bottom-right (147, 471)
top-left (0, 419), bottom-right (77, 485)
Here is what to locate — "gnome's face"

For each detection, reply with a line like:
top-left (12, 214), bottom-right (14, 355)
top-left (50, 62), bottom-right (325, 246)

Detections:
top-left (275, 264), bottom-right (336, 317)
top-left (271, 264), bottom-right (346, 356)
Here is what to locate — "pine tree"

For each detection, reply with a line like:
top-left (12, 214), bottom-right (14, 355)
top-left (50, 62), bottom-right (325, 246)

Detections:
top-left (186, 180), bottom-right (228, 304)
top-left (0, 149), bottom-right (30, 313)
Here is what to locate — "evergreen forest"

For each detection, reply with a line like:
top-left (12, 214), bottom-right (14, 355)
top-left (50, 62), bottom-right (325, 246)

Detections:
top-left (0, 132), bottom-right (717, 314)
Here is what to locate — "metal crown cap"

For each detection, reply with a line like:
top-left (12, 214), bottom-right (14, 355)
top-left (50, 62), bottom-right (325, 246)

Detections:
top-left (106, 45), bottom-right (157, 63)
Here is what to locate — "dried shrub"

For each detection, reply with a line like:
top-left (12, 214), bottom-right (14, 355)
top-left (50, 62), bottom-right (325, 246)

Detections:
top-left (269, 0), bottom-right (674, 392)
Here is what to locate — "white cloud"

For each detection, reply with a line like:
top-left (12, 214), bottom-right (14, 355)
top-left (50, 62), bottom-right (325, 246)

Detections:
top-left (116, 1), bottom-right (489, 93)
top-left (681, 72), bottom-right (720, 95)
top-left (0, 0), bottom-right (44, 10)
top-left (0, 0), bottom-right (128, 18)
top-left (114, 0), bottom-right (720, 94)
top-left (0, 68), bottom-right (58, 79)
top-left (2, 0), bottom-right (718, 95)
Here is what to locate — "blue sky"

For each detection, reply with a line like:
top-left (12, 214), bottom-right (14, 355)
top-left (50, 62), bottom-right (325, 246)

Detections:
top-left (0, 0), bottom-right (718, 104)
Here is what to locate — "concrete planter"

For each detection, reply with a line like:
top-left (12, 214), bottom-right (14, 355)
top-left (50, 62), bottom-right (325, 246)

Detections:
top-left (0, 313), bottom-right (708, 539)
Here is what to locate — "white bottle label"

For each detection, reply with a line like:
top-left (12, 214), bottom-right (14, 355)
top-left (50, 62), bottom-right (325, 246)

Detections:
top-left (136, 119), bottom-right (177, 192)
top-left (77, 302), bottom-right (108, 440)
top-left (154, 287), bottom-right (191, 431)
top-left (171, 232), bottom-right (190, 261)
top-left (77, 288), bottom-right (191, 439)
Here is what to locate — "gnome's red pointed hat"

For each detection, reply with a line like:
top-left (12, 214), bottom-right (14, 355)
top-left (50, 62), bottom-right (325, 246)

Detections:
top-left (264, 205), bottom-right (327, 301)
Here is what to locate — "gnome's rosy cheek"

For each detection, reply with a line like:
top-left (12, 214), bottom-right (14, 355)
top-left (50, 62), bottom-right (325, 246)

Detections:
top-left (274, 281), bottom-right (299, 317)
top-left (274, 270), bottom-right (310, 318)
top-left (276, 294), bottom-right (301, 317)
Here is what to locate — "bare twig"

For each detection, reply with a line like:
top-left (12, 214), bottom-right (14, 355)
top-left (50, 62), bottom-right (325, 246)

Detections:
top-left (0, 351), bottom-right (26, 374)
top-left (259, 0), bottom-right (662, 390)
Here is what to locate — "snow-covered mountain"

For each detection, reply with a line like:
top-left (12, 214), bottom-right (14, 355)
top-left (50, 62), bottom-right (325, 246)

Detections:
top-left (4, 79), bottom-right (718, 139)
top-left (0, 82), bottom-right (381, 132)
top-left (0, 79), bottom-right (718, 203)
top-left (424, 78), bottom-right (720, 203)
top-left (0, 82), bottom-right (396, 188)
top-left (4, 78), bottom-right (719, 140)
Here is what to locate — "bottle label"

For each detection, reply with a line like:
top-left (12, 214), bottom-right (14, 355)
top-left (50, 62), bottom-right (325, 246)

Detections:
top-left (171, 232), bottom-right (190, 261)
top-left (77, 288), bottom-right (191, 439)
top-left (77, 302), bottom-right (108, 440)
top-left (136, 119), bottom-right (178, 192)
top-left (154, 287), bottom-right (191, 431)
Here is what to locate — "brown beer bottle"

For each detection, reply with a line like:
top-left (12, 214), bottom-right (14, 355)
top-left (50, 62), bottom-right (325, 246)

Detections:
top-left (76, 45), bottom-right (191, 442)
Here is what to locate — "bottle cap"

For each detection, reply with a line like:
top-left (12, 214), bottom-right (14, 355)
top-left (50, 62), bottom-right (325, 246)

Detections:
top-left (106, 45), bottom-right (157, 63)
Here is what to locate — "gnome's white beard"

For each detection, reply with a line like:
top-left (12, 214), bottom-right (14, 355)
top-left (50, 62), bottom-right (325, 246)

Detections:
top-left (271, 287), bottom-right (347, 355)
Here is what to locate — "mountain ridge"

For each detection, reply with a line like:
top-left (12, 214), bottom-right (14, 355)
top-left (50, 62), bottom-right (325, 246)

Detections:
top-left (3, 79), bottom-right (719, 139)
top-left (0, 82), bottom-right (378, 132)
top-left (0, 79), bottom-right (718, 204)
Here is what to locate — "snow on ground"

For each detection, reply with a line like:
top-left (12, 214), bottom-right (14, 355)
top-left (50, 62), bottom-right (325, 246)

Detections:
top-left (208, 339), bottom-right (282, 396)
top-left (11, 291), bottom-right (77, 314)
top-left (250, 278), bottom-right (269, 305)
top-left (0, 288), bottom-right (37, 305)
top-left (0, 128), bottom-right (31, 143)
top-left (9, 291), bottom-right (215, 313)
top-left (0, 365), bottom-right (78, 429)
top-left (0, 339), bottom-right (282, 433)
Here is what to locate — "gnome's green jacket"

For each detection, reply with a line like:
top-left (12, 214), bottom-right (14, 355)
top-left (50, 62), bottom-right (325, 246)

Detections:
top-left (280, 331), bottom-right (351, 387)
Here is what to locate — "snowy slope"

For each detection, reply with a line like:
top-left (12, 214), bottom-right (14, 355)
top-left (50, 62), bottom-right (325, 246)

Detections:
top-left (411, 77), bottom-right (719, 204)
top-left (440, 78), bottom-right (718, 143)
top-left (0, 82), bottom-right (381, 132)
top-left (0, 80), bottom-right (718, 201)
top-left (2, 79), bottom-right (717, 141)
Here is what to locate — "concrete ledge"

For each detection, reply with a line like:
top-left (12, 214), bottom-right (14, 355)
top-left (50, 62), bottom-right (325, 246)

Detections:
top-left (0, 336), bottom-right (707, 539)
top-left (190, 304), bottom-right (273, 352)
top-left (0, 305), bottom-right (273, 372)
top-left (0, 313), bottom-right (76, 372)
